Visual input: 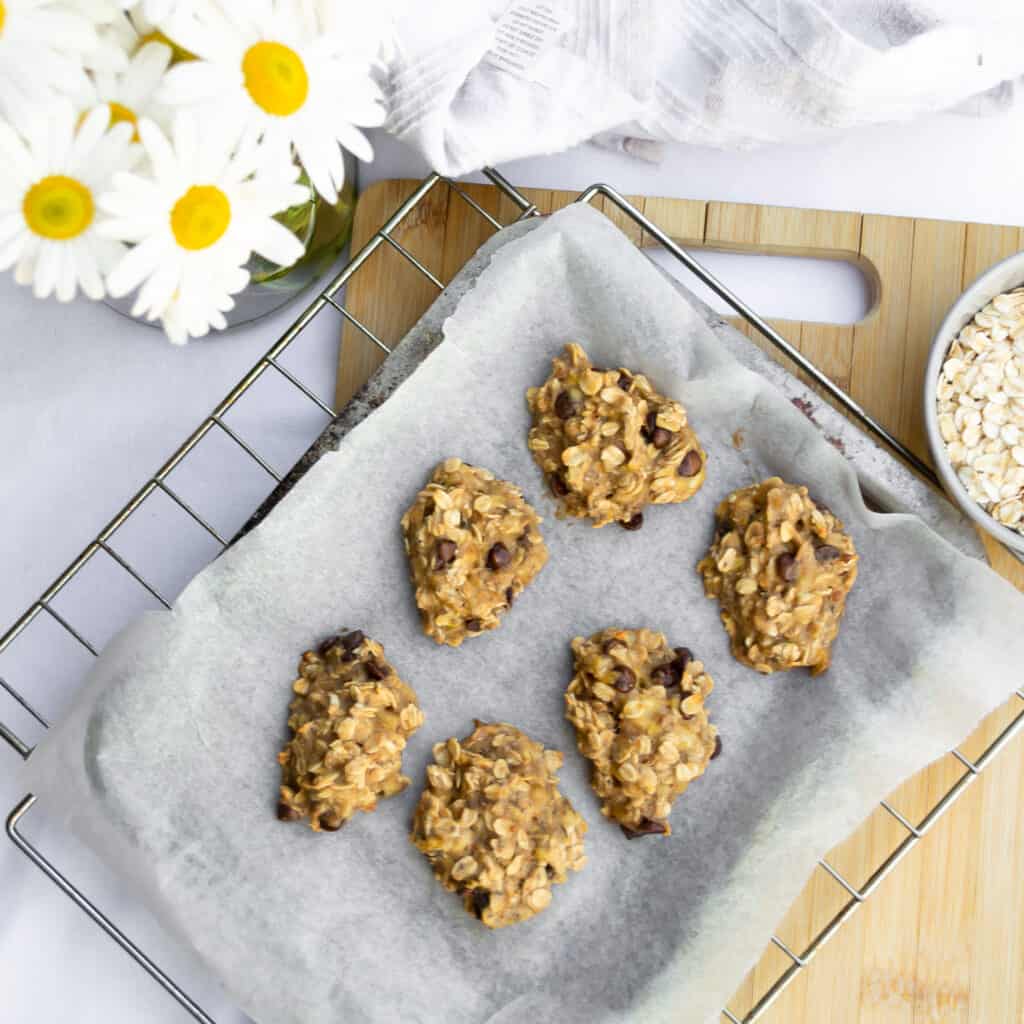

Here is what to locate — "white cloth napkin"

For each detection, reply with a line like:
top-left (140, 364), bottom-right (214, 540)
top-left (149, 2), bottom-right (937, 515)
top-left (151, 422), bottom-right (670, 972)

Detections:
top-left (385, 0), bottom-right (1024, 174)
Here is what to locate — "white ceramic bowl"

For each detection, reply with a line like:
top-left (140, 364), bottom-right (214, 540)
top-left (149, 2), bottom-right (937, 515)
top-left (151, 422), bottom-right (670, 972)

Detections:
top-left (924, 250), bottom-right (1024, 556)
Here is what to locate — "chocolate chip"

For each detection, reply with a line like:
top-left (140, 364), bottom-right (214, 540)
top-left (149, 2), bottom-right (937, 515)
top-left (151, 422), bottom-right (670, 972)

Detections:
top-left (776, 553), bottom-right (799, 581)
top-left (422, 498), bottom-right (435, 517)
top-left (642, 410), bottom-right (672, 449)
top-left (672, 647), bottom-right (692, 673)
top-left (470, 889), bottom-right (489, 919)
top-left (678, 450), bottom-right (702, 477)
top-left (319, 817), bottom-right (345, 832)
top-left (545, 865), bottom-right (556, 879)
top-left (621, 818), bottom-right (668, 839)
top-left (815, 544), bottom-right (841, 563)
top-left (603, 638), bottom-right (625, 655)
top-left (465, 618), bottom-right (483, 632)
top-left (365, 659), bottom-right (388, 681)
top-left (277, 801), bottom-right (301, 822)
top-left (613, 666), bottom-right (636, 693)
top-left (620, 512), bottom-right (644, 531)
top-left (337, 631), bottom-right (364, 661)
top-left (554, 387), bottom-right (583, 419)
top-left (505, 586), bottom-right (515, 606)
top-left (549, 472), bottom-right (569, 497)
top-left (711, 735), bottom-right (723, 760)
top-left (650, 663), bottom-right (677, 689)
top-left (434, 538), bottom-right (457, 570)
top-left (486, 542), bottom-right (511, 570)
top-left (318, 635), bottom-right (343, 656)
top-left (618, 371), bottom-right (632, 391)
top-left (341, 630), bottom-right (365, 651)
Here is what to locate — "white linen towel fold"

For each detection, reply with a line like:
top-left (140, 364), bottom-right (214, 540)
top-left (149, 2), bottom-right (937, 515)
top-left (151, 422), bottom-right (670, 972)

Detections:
top-left (385, 0), bottom-right (1024, 174)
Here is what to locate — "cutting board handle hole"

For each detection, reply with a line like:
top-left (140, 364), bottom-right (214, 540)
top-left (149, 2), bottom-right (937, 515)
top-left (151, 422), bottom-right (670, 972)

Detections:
top-left (648, 245), bottom-right (875, 327)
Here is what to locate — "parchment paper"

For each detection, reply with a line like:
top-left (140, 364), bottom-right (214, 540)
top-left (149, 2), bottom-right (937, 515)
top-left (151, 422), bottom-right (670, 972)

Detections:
top-left (26, 204), bottom-right (1024, 1024)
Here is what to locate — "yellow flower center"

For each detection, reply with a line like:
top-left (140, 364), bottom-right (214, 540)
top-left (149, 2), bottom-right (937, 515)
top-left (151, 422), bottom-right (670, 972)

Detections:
top-left (170, 185), bottom-right (231, 250)
top-left (242, 41), bottom-right (309, 117)
top-left (0, 3), bottom-right (6, 37)
top-left (108, 101), bottom-right (140, 140)
top-left (23, 175), bottom-right (94, 240)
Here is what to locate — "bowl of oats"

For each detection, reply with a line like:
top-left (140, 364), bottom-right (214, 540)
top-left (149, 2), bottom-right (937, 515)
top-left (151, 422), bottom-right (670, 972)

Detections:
top-left (926, 251), bottom-right (1024, 553)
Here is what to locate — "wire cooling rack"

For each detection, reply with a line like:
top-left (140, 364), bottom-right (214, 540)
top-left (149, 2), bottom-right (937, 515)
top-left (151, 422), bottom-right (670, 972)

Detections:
top-left (4, 167), bottom-right (1024, 1024)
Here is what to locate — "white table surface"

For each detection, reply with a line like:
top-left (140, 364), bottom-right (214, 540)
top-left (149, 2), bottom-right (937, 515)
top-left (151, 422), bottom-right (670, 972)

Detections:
top-left (5, 109), bottom-right (1024, 1022)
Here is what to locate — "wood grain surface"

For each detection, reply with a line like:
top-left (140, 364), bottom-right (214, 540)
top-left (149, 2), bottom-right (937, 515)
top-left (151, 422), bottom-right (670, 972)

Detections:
top-left (338, 180), bottom-right (1024, 1023)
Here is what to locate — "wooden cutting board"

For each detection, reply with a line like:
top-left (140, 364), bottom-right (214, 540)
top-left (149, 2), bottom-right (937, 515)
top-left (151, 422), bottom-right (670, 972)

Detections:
top-left (339, 180), bottom-right (1024, 1023)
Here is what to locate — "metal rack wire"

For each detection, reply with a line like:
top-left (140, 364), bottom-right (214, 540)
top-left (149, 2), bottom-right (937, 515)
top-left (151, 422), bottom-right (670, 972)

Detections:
top-left (4, 167), bottom-right (1024, 1024)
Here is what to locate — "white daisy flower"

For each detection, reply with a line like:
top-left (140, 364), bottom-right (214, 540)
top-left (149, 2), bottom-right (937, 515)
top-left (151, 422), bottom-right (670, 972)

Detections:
top-left (0, 0), bottom-right (99, 119)
top-left (160, 0), bottom-right (387, 202)
top-left (77, 33), bottom-right (173, 136)
top-left (98, 110), bottom-right (308, 343)
top-left (0, 101), bottom-right (137, 301)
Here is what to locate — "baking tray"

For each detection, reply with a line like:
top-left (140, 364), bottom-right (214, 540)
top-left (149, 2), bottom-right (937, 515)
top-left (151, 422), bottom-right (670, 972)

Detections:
top-left (4, 167), bottom-right (1024, 1024)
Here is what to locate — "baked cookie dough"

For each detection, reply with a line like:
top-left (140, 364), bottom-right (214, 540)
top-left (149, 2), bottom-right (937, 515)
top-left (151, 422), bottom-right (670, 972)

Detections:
top-left (410, 721), bottom-right (587, 928)
top-left (277, 631), bottom-right (423, 831)
top-left (526, 342), bottom-right (706, 528)
top-left (565, 627), bottom-right (718, 838)
top-left (401, 458), bottom-right (548, 646)
top-left (698, 478), bottom-right (859, 675)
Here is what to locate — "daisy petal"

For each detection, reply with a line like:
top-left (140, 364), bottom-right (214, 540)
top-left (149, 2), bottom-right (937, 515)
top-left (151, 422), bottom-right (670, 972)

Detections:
top-left (66, 106), bottom-right (111, 175)
top-left (32, 242), bottom-right (61, 299)
top-left (293, 135), bottom-right (337, 203)
top-left (0, 211), bottom-right (25, 247)
top-left (159, 60), bottom-right (236, 107)
top-left (0, 122), bottom-right (36, 187)
top-left (122, 42), bottom-right (173, 107)
top-left (333, 122), bottom-right (374, 164)
top-left (247, 217), bottom-right (304, 268)
top-left (55, 245), bottom-right (77, 302)
top-left (14, 236), bottom-right (39, 286)
top-left (138, 119), bottom-right (178, 186)
top-left (134, 259), bottom-right (180, 319)
top-left (0, 230), bottom-right (28, 272)
top-left (106, 234), bottom-right (168, 297)
top-left (71, 237), bottom-right (105, 300)
top-left (172, 109), bottom-right (200, 180)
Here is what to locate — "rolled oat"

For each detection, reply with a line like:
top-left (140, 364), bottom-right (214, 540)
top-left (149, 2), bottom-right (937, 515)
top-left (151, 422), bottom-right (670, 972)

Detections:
top-left (936, 286), bottom-right (1024, 532)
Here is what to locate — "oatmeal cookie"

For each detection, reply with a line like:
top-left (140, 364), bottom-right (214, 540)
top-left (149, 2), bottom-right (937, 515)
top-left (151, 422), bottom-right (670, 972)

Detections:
top-left (410, 721), bottom-right (587, 928)
top-left (565, 628), bottom-right (718, 837)
top-left (401, 458), bottom-right (548, 646)
top-left (698, 478), bottom-right (858, 675)
top-left (277, 630), bottom-right (424, 831)
top-left (526, 342), bottom-right (706, 528)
